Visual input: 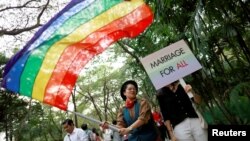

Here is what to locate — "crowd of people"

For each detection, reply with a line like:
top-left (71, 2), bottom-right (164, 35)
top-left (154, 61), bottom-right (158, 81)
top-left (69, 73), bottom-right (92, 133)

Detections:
top-left (62, 80), bottom-right (208, 141)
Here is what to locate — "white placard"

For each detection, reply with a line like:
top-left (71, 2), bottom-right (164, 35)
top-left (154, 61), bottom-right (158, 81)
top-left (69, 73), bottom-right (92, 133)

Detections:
top-left (140, 40), bottom-right (202, 90)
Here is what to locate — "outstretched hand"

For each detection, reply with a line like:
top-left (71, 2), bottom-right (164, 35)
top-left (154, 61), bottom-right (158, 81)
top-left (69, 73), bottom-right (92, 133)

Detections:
top-left (119, 127), bottom-right (131, 135)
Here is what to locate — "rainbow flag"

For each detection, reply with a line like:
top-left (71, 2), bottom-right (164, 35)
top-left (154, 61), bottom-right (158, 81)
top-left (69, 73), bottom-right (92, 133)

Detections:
top-left (1, 0), bottom-right (153, 110)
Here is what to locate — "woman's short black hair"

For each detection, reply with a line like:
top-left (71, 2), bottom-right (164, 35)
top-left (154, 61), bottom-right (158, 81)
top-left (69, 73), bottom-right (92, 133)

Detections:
top-left (120, 80), bottom-right (138, 101)
top-left (62, 119), bottom-right (74, 126)
top-left (81, 123), bottom-right (88, 130)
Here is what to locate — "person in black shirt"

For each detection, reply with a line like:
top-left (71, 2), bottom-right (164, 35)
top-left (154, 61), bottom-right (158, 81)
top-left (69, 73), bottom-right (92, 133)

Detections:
top-left (157, 81), bottom-right (207, 141)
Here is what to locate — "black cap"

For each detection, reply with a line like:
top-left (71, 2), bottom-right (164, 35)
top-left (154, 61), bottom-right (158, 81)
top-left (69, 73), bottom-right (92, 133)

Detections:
top-left (120, 80), bottom-right (138, 101)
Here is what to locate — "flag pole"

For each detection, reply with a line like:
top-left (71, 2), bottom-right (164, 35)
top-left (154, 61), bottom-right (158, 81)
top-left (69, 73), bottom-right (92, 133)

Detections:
top-left (67, 110), bottom-right (119, 132)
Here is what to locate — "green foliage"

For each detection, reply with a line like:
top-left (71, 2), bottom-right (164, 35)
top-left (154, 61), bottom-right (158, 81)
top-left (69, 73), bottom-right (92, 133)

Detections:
top-left (229, 82), bottom-right (250, 124)
top-left (201, 82), bottom-right (250, 125)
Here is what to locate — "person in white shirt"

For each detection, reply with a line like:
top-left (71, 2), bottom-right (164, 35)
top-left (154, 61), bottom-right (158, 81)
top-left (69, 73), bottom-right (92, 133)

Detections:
top-left (100, 122), bottom-right (113, 141)
top-left (62, 119), bottom-right (89, 141)
top-left (111, 120), bottom-right (123, 141)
